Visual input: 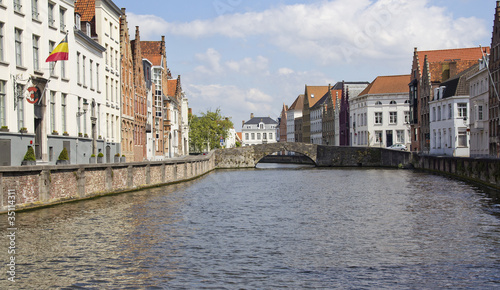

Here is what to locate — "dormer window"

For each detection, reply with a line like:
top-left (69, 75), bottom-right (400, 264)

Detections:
top-left (375, 101), bottom-right (382, 105)
top-left (86, 23), bottom-right (91, 37)
top-left (259, 123), bottom-right (264, 129)
top-left (75, 14), bottom-right (81, 30)
top-left (390, 101), bottom-right (397, 105)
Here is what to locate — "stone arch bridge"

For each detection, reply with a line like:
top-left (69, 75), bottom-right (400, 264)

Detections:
top-left (215, 142), bottom-right (412, 168)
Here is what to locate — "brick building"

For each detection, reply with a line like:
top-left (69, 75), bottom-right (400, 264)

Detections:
top-left (121, 11), bottom-right (148, 162)
top-left (409, 47), bottom-right (489, 153)
top-left (279, 104), bottom-right (288, 142)
top-left (302, 85), bottom-right (330, 143)
top-left (490, 1), bottom-right (500, 157)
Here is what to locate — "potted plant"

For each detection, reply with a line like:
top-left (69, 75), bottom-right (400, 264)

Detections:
top-left (89, 154), bottom-right (96, 164)
top-left (114, 153), bottom-right (120, 163)
top-left (1, 126), bottom-right (9, 132)
top-left (63, 131), bottom-right (69, 136)
top-left (52, 130), bottom-right (59, 135)
top-left (120, 154), bottom-right (126, 163)
top-left (56, 147), bottom-right (70, 165)
top-left (21, 146), bottom-right (36, 166)
top-left (97, 152), bottom-right (104, 163)
top-left (19, 127), bottom-right (27, 133)
top-left (78, 132), bottom-right (83, 137)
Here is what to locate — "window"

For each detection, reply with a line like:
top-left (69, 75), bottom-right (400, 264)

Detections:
top-left (269, 133), bottom-right (273, 140)
top-left (82, 55), bottom-right (86, 86)
top-left (115, 50), bottom-right (118, 70)
top-left (404, 111), bottom-right (410, 124)
top-left (375, 131), bottom-right (382, 143)
top-left (110, 22), bottom-right (113, 39)
top-left (437, 130), bottom-right (441, 149)
top-left (437, 106), bottom-right (441, 121)
top-left (17, 84), bottom-right (24, 129)
top-left (32, 0), bottom-right (39, 20)
top-left (448, 104), bottom-right (452, 119)
top-left (96, 63), bottom-right (100, 90)
top-left (14, 0), bottom-right (22, 13)
top-left (257, 133), bottom-right (261, 140)
top-left (0, 23), bottom-right (4, 62)
top-left (251, 133), bottom-right (255, 140)
top-left (0, 80), bottom-right (5, 126)
top-left (432, 107), bottom-right (436, 122)
top-left (477, 105), bottom-right (483, 121)
top-left (61, 93), bottom-right (66, 132)
top-left (433, 130), bottom-right (436, 148)
top-left (50, 91), bottom-right (56, 132)
top-left (375, 112), bottom-right (382, 124)
top-left (75, 14), bottom-right (81, 30)
top-left (458, 130), bottom-right (467, 147)
top-left (90, 60), bottom-right (93, 89)
top-left (375, 101), bottom-right (382, 105)
top-left (60, 57), bottom-right (66, 78)
top-left (245, 133), bottom-right (249, 140)
top-left (110, 47), bottom-right (113, 68)
top-left (49, 41), bottom-right (55, 75)
top-left (457, 103), bottom-right (467, 118)
top-left (111, 80), bottom-right (114, 102)
top-left (32, 34), bottom-right (39, 71)
top-left (76, 52), bottom-right (80, 83)
top-left (84, 99), bottom-right (87, 135)
top-left (105, 44), bottom-right (108, 65)
top-left (396, 130), bottom-right (405, 144)
top-left (263, 133), bottom-right (267, 140)
top-left (48, 2), bottom-right (55, 27)
top-left (390, 100), bottom-right (397, 105)
top-left (59, 8), bottom-right (66, 31)
top-left (15, 28), bottom-right (23, 66)
top-left (389, 112), bottom-right (397, 124)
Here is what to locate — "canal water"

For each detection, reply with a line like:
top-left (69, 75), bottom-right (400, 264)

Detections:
top-left (1, 166), bottom-right (500, 289)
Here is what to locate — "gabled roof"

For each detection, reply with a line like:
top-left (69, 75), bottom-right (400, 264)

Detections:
top-left (416, 47), bottom-right (489, 69)
top-left (74, 0), bottom-right (95, 22)
top-left (236, 132), bottom-right (242, 142)
top-left (305, 86), bottom-right (329, 107)
top-left (244, 117), bottom-right (278, 125)
top-left (167, 79), bottom-right (178, 97)
top-left (359, 75), bottom-right (411, 96)
top-left (141, 41), bottom-right (164, 66)
top-left (289, 94), bottom-right (304, 111)
top-left (441, 63), bottom-right (479, 98)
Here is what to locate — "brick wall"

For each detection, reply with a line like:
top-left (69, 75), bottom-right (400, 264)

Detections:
top-left (0, 153), bottom-right (214, 213)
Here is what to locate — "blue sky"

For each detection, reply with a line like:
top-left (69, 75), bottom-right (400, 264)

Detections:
top-left (114, 0), bottom-right (494, 130)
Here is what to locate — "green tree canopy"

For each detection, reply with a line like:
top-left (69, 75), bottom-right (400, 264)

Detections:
top-left (189, 108), bottom-right (233, 153)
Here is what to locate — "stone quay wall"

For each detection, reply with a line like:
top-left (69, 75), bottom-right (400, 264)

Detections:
top-left (0, 153), bottom-right (215, 213)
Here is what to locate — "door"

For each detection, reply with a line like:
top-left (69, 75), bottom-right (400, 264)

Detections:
top-left (34, 118), bottom-right (42, 160)
top-left (63, 141), bottom-right (71, 162)
top-left (106, 145), bottom-right (111, 163)
top-left (0, 139), bottom-right (11, 166)
top-left (386, 130), bottom-right (393, 147)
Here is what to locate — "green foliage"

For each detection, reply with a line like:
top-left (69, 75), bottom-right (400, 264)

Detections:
top-left (58, 148), bottom-right (69, 161)
top-left (23, 146), bottom-right (36, 161)
top-left (91, 154), bottom-right (96, 157)
top-left (98, 152), bottom-right (104, 158)
top-left (189, 108), bottom-right (233, 153)
top-left (235, 141), bottom-right (241, 147)
top-left (115, 153), bottom-right (120, 157)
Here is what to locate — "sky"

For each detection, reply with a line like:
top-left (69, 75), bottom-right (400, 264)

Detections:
top-left (114, 0), bottom-right (495, 130)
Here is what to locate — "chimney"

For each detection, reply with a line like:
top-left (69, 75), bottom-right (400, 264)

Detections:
top-left (250, 113), bottom-right (254, 119)
top-left (242, 120), bottom-right (245, 127)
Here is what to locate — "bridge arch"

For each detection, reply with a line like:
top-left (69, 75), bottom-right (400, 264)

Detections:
top-left (215, 142), bottom-right (318, 168)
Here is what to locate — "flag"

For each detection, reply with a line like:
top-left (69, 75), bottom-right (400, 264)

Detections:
top-left (46, 36), bottom-right (68, 62)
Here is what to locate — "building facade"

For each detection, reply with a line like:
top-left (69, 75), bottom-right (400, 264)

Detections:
top-left (279, 103), bottom-right (288, 142)
top-left (286, 94), bottom-right (304, 143)
top-left (242, 115), bottom-right (278, 146)
top-left (302, 85), bottom-right (329, 143)
top-left (469, 57), bottom-right (489, 157)
top-left (490, 1), bottom-right (500, 157)
top-left (351, 75), bottom-right (411, 148)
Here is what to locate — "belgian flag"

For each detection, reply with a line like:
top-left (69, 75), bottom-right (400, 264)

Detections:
top-left (45, 35), bottom-right (68, 62)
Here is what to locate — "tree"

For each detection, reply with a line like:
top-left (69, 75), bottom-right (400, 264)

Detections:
top-left (189, 108), bottom-right (233, 153)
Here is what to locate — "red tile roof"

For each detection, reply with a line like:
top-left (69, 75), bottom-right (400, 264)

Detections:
top-left (74, 0), bottom-right (95, 22)
top-left (359, 75), bottom-right (410, 96)
top-left (417, 47), bottom-right (489, 69)
top-left (140, 41), bottom-right (163, 66)
top-left (167, 79), bottom-right (178, 97)
top-left (306, 86), bottom-right (330, 107)
top-left (289, 94), bottom-right (304, 111)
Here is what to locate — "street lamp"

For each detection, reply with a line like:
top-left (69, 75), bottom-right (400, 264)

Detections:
top-left (76, 100), bottom-right (89, 117)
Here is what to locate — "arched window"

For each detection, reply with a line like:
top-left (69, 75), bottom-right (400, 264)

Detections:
top-left (390, 101), bottom-right (397, 105)
top-left (375, 101), bottom-right (382, 105)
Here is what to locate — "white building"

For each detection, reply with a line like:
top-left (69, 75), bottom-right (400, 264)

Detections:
top-left (429, 64), bottom-right (478, 157)
top-left (225, 127), bottom-right (237, 148)
top-left (181, 91), bottom-right (189, 155)
top-left (469, 57), bottom-right (489, 157)
top-left (286, 94), bottom-right (304, 142)
top-left (0, 0), bottom-right (123, 166)
top-left (350, 75), bottom-right (411, 148)
top-left (242, 114), bottom-right (278, 146)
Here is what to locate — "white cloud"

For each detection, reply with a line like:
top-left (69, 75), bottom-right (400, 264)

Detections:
top-left (128, 0), bottom-right (489, 65)
top-left (192, 48), bottom-right (270, 76)
top-left (278, 68), bottom-right (294, 75)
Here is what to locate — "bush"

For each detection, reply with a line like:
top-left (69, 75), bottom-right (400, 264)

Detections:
top-left (91, 154), bottom-right (95, 157)
top-left (23, 146), bottom-right (36, 161)
top-left (98, 152), bottom-right (104, 158)
top-left (122, 155), bottom-right (125, 157)
top-left (58, 148), bottom-right (69, 161)
top-left (115, 153), bottom-right (120, 157)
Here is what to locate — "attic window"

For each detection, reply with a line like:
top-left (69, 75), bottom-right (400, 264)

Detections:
top-left (375, 101), bottom-right (382, 105)
top-left (390, 101), bottom-right (397, 105)
top-left (75, 14), bottom-right (81, 30)
top-left (86, 23), bottom-right (91, 37)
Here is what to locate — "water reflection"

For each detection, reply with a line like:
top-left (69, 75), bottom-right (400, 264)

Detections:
top-left (1, 169), bottom-right (499, 288)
